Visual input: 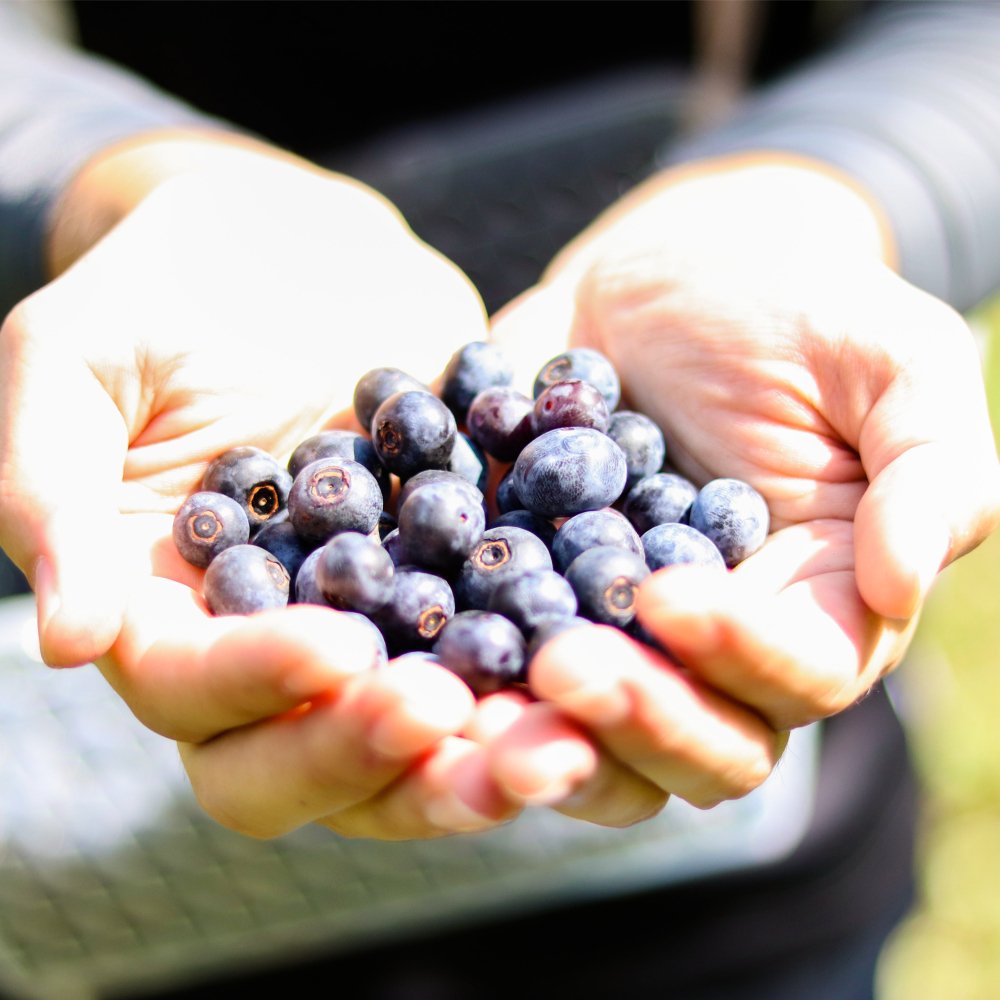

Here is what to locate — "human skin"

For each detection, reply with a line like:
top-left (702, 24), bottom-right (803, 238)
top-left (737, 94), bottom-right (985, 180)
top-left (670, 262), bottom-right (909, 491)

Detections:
top-left (1, 135), bottom-right (996, 837)
top-left (0, 130), bottom-right (523, 838)
top-left (479, 154), bottom-right (1000, 820)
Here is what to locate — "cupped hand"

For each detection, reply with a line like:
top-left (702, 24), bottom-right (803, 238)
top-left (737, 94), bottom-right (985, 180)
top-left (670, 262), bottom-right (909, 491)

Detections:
top-left (487, 154), bottom-right (1000, 820)
top-left (0, 131), bottom-right (520, 838)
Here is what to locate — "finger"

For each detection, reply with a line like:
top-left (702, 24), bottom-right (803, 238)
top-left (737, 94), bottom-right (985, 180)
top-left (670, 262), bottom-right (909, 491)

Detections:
top-left (636, 549), bottom-right (914, 731)
top-left (321, 736), bottom-right (521, 839)
top-left (178, 656), bottom-right (476, 838)
top-left (853, 288), bottom-right (1000, 619)
top-left (528, 625), bottom-right (783, 809)
top-left (473, 694), bottom-right (668, 827)
top-left (104, 578), bottom-right (393, 742)
top-left (855, 438), bottom-right (1000, 620)
top-left (489, 282), bottom-right (578, 393)
top-left (0, 306), bottom-right (133, 666)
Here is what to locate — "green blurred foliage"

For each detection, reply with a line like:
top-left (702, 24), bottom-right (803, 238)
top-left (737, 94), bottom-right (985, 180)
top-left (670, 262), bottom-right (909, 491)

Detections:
top-left (878, 299), bottom-right (1000, 1000)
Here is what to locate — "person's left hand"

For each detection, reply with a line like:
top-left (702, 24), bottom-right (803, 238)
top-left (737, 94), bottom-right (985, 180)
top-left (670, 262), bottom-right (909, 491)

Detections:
top-left (480, 155), bottom-right (1000, 824)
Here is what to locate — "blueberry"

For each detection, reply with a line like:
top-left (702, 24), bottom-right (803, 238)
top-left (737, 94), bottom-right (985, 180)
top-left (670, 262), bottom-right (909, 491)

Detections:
top-left (371, 389), bottom-right (457, 480)
top-left (287, 430), bottom-right (391, 502)
top-left (531, 379), bottom-right (610, 436)
top-left (287, 457), bottom-right (383, 545)
top-left (203, 544), bottom-right (290, 615)
top-left (446, 431), bottom-right (490, 495)
top-left (440, 340), bottom-right (514, 419)
top-left (606, 411), bottom-right (667, 492)
top-left (381, 526), bottom-right (408, 568)
top-left (551, 507), bottom-right (643, 574)
top-left (396, 479), bottom-right (486, 573)
top-left (641, 522), bottom-right (726, 572)
top-left (494, 466), bottom-right (523, 515)
top-left (623, 472), bottom-right (698, 535)
top-left (202, 446), bottom-right (292, 532)
top-left (688, 478), bottom-right (770, 567)
top-left (251, 517), bottom-right (314, 588)
top-left (512, 427), bottom-right (627, 518)
top-left (454, 525), bottom-right (553, 610)
top-left (466, 386), bottom-right (535, 462)
top-left (564, 546), bottom-right (650, 628)
top-left (533, 347), bottom-right (620, 411)
top-left (372, 567), bottom-right (455, 655)
top-left (488, 568), bottom-right (578, 637)
top-left (397, 468), bottom-right (485, 515)
top-left (353, 367), bottom-right (427, 431)
top-left (173, 491), bottom-right (250, 568)
top-left (294, 547), bottom-right (326, 605)
top-left (315, 531), bottom-right (395, 615)
top-left (490, 509), bottom-right (557, 551)
top-left (432, 610), bottom-right (526, 695)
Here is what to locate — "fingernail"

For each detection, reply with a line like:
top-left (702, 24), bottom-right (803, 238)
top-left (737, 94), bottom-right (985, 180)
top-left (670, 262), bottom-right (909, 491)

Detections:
top-left (33, 556), bottom-right (62, 664)
top-left (424, 789), bottom-right (497, 833)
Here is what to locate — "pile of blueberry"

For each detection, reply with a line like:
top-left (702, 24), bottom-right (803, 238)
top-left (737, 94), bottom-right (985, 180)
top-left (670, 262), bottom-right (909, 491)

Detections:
top-left (172, 343), bottom-right (769, 696)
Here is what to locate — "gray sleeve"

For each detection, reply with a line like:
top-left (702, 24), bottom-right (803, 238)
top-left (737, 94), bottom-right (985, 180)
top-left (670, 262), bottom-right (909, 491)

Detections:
top-left (0, 2), bottom-right (227, 318)
top-left (661, 1), bottom-right (1000, 313)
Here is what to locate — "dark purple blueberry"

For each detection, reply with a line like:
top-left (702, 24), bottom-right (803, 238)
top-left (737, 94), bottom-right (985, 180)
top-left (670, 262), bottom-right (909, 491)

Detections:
top-left (512, 427), bottom-right (627, 519)
top-left (294, 547), bottom-right (326, 605)
top-left (372, 567), bottom-right (455, 655)
top-left (454, 525), bottom-right (553, 610)
top-left (466, 386), bottom-right (535, 462)
top-left (533, 347), bottom-right (621, 411)
top-left (564, 546), bottom-right (650, 628)
top-left (353, 367), bottom-right (427, 431)
top-left (381, 527), bottom-right (407, 568)
top-left (338, 610), bottom-right (389, 667)
top-left (607, 411), bottom-right (667, 492)
top-left (531, 379), bottom-right (610, 436)
top-left (371, 389), bottom-right (457, 480)
top-left (488, 568), bottom-right (578, 637)
top-left (287, 430), bottom-right (391, 502)
top-left (396, 480), bottom-right (486, 573)
top-left (251, 517), bottom-right (315, 587)
top-left (397, 468), bottom-right (485, 514)
top-left (688, 478), bottom-right (770, 568)
top-left (551, 507), bottom-right (643, 574)
top-left (203, 544), bottom-right (290, 615)
top-left (377, 509), bottom-right (398, 540)
top-left (494, 466), bottom-right (522, 515)
top-left (173, 491), bottom-right (250, 569)
top-left (446, 431), bottom-right (490, 495)
top-left (315, 531), bottom-right (395, 615)
top-left (490, 509), bottom-right (557, 551)
top-left (623, 472), bottom-right (698, 535)
top-left (440, 340), bottom-right (514, 419)
top-left (432, 610), bottom-right (526, 696)
top-left (287, 457), bottom-right (383, 545)
top-left (202, 446), bottom-right (292, 531)
top-left (641, 522), bottom-right (727, 572)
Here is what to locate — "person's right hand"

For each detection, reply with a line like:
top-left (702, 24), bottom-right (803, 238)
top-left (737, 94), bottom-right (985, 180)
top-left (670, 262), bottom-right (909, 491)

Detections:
top-left (0, 130), bottom-right (520, 839)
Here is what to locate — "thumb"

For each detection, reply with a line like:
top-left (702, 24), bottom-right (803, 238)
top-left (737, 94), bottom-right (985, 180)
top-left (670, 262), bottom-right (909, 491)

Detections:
top-left (0, 313), bottom-right (132, 667)
top-left (854, 334), bottom-right (1000, 621)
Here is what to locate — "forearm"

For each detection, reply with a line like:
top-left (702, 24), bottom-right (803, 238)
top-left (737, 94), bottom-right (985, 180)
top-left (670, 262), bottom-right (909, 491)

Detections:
top-left (662, 1), bottom-right (1000, 312)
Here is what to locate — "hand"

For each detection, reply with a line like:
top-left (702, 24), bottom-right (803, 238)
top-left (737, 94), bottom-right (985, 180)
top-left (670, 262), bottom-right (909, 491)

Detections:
top-left (0, 130), bottom-right (520, 838)
top-left (486, 154), bottom-right (1000, 821)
